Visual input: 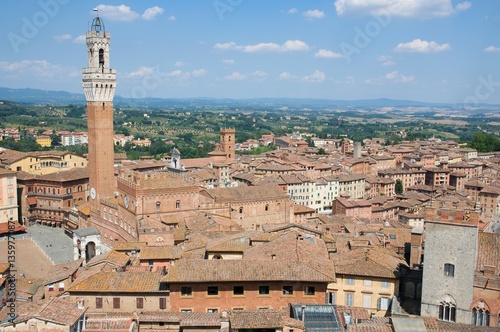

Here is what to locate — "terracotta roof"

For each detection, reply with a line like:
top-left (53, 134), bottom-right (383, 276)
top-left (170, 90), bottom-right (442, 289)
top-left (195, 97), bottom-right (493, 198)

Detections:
top-left (0, 262), bottom-right (9, 274)
top-left (68, 271), bottom-right (164, 293)
top-left (0, 297), bottom-right (85, 326)
top-left (85, 313), bottom-right (133, 330)
top-left (229, 309), bottom-right (288, 329)
top-left (139, 312), bottom-right (225, 326)
top-left (162, 259), bottom-right (333, 283)
top-left (205, 232), bottom-right (254, 252)
top-left (17, 167), bottom-right (89, 182)
top-left (201, 184), bottom-right (288, 202)
top-left (140, 245), bottom-right (183, 260)
top-left (43, 258), bottom-right (84, 285)
top-left (86, 250), bottom-right (130, 268)
top-left (476, 231), bottom-right (500, 275)
top-left (243, 230), bottom-right (334, 280)
top-left (333, 247), bottom-right (408, 279)
top-left (113, 241), bottom-right (146, 251)
top-left (422, 316), bottom-right (500, 332)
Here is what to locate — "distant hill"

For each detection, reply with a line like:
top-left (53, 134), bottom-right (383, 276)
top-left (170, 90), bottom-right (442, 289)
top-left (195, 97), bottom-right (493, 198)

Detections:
top-left (0, 86), bottom-right (496, 109)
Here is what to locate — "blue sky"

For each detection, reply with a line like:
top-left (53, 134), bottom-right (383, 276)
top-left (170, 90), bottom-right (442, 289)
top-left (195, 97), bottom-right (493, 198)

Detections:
top-left (1, 0), bottom-right (499, 104)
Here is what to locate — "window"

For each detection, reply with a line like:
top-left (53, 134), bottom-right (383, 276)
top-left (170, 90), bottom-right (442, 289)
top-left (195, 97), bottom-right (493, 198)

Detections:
top-left (233, 286), bottom-right (244, 295)
top-left (96, 297), bottom-right (103, 309)
top-left (48, 284), bottom-right (54, 292)
top-left (265, 204), bottom-right (269, 211)
top-left (207, 308), bottom-right (218, 313)
top-left (159, 298), bottom-right (167, 309)
top-left (156, 202), bottom-right (161, 212)
top-left (282, 285), bottom-right (293, 295)
top-left (381, 281), bottom-right (390, 288)
top-left (239, 207), bottom-right (243, 214)
top-left (438, 302), bottom-right (456, 322)
top-left (327, 292), bottom-right (336, 305)
top-left (207, 286), bottom-right (219, 296)
top-left (378, 297), bottom-right (391, 311)
top-left (304, 286), bottom-right (315, 296)
top-left (346, 293), bottom-right (353, 307)
top-left (181, 309), bottom-right (192, 313)
top-left (346, 278), bottom-right (354, 285)
top-left (176, 200), bottom-right (180, 209)
top-left (136, 298), bottom-right (143, 309)
top-left (444, 263), bottom-right (455, 277)
top-left (363, 295), bottom-right (372, 308)
top-left (113, 298), bottom-right (120, 309)
top-left (259, 285), bottom-right (270, 295)
top-left (159, 282), bottom-right (170, 291)
top-left (181, 286), bottom-right (192, 296)
top-left (363, 279), bottom-right (372, 287)
top-left (58, 282), bottom-right (64, 291)
top-left (472, 304), bottom-right (490, 326)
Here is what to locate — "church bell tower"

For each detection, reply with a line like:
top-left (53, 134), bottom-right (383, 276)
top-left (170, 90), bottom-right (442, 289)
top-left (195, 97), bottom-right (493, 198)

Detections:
top-left (82, 16), bottom-right (116, 211)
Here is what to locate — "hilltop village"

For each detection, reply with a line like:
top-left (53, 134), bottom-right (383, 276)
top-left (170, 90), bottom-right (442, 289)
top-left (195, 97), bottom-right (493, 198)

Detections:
top-left (0, 16), bottom-right (499, 332)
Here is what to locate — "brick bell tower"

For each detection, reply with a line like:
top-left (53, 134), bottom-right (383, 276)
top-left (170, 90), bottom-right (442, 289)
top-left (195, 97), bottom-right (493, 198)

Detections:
top-left (82, 16), bottom-right (116, 213)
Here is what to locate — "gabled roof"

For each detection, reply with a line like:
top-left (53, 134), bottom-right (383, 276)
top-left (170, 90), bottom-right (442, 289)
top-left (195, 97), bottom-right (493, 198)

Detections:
top-left (43, 258), bottom-right (84, 285)
top-left (86, 249), bottom-right (130, 268)
top-left (140, 245), bottom-right (183, 260)
top-left (68, 272), bottom-right (163, 293)
top-left (0, 297), bottom-right (86, 326)
top-left (200, 184), bottom-right (288, 202)
top-left (162, 259), bottom-right (333, 283)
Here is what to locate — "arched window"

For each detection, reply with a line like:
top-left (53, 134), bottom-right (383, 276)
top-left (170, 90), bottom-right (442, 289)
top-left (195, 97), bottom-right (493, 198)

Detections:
top-left (472, 308), bottom-right (489, 326)
top-left (156, 202), bottom-right (161, 212)
top-left (99, 49), bottom-right (104, 67)
top-left (265, 204), bottom-right (269, 212)
top-left (239, 207), bottom-right (243, 214)
top-left (472, 301), bottom-right (490, 326)
top-left (175, 200), bottom-right (180, 209)
top-left (438, 299), bottom-right (456, 322)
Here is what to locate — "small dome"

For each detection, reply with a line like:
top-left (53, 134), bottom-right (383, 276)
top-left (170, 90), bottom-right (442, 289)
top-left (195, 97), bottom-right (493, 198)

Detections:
top-left (91, 16), bottom-right (105, 33)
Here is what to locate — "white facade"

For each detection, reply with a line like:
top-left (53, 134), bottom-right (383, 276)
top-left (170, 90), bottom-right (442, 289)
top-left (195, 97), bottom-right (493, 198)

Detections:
top-left (0, 170), bottom-right (18, 224)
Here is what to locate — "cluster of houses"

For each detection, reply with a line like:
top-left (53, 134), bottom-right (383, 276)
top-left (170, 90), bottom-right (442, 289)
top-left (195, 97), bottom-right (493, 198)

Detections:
top-left (0, 132), bottom-right (499, 331)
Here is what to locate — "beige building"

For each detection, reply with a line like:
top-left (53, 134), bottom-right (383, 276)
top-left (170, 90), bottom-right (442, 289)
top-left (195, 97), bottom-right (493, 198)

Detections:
top-left (0, 169), bottom-right (18, 230)
top-left (0, 150), bottom-right (87, 175)
top-left (328, 247), bottom-right (408, 317)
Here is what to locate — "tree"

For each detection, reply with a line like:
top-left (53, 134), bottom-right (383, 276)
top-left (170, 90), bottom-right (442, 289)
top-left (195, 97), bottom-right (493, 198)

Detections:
top-left (395, 179), bottom-right (403, 195)
top-left (318, 148), bottom-right (327, 155)
top-left (468, 133), bottom-right (500, 152)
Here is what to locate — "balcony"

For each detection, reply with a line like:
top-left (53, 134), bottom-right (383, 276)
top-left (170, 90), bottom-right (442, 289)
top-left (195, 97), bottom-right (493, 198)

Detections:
top-left (27, 192), bottom-right (73, 199)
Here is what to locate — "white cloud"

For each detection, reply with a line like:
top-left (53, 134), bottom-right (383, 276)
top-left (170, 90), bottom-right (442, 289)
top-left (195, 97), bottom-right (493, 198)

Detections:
top-left (167, 69), bottom-right (207, 80)
top-left (168, 15), bottom-right (176, 21)
top-left (250, 70), bottom-right (268, 80)
top-left (96, 5), bottom-right (165, 22)
top-left (214, 40), bottom-right (309, 52)
top-left (54, 34), bottom-right (72, 42)
top-left (142, 6), bottom-right (164, 20)
top-left (314, 49), bottom-right (344, 59)
top-left (288, 8), bottom-right (298, 14)
top-left (222, 59), bottom-right (235, 64)
top-left (191, 69), bottom-right (207, 77)
top-left (484, 46), bottom-right (500, 53)
top-left (303, 70), bottom-right (326, 83)
top-left (385, 71), bottom-right (415, 82)
top-left (366, 71), bottom-right (415, 84)
top-left (303, 9), bottom-right (325, 19)
top-left (455, 1), bottom-right (471, 12)
top-left (224, 72), bottom-right (247, 80)
top-left (175, 61), bottom-right (187, 67)
top-left (127, 66), bottom-right (155, 78)
top-left (96, 4), bottom-right (140, 21)
top-left (0, 60), bottom-right (79, 79)
top-left (278, 72), bottom-right (296, 80)
top-left (395, 39), bottom-right (451, 53)
top-left (73, 35), bottom-right (86, 44)
top-left (214, 42), bottom-right (238, 50)
top-left (377, 55), bottom-right (396, 66)
top-left (334, 0), bottom-right (471, 18)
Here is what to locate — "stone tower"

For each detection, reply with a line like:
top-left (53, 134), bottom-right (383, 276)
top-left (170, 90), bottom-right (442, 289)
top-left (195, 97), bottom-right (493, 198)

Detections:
top-left (82, 16), bottom-right (116, 211)
top-left (219, 128), bottom-right (235, 160)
